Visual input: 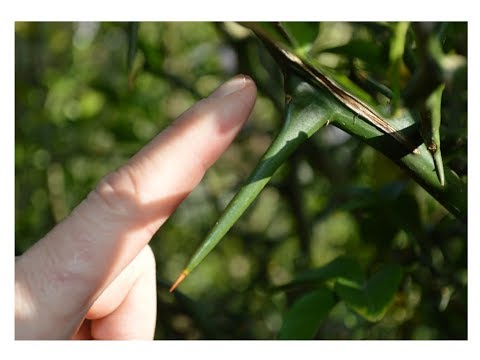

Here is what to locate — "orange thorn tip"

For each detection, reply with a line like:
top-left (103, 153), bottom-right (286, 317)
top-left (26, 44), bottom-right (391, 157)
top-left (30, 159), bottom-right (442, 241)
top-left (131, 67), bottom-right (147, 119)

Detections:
top-left (169, 270), bottom-right (189, 292)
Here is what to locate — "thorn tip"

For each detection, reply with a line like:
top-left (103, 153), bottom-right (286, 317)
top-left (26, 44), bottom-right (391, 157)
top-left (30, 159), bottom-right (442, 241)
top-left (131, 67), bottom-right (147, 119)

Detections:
top-left (169, 270), bottom-right (189, 292)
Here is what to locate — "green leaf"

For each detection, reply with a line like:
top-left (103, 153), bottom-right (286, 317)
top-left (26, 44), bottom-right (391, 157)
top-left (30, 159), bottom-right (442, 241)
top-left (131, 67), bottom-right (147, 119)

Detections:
top-left (349, 183), bottom-right (422, 247)
top-left (322, 39), bottom-right (383, 67)
top-left (279, 22), bottom-right (319, 54)
top-left (278, 287), bottom-right (336, 340)
top-left (276, 256), bottom-right (365, 291)
top-left (335, 264), bottom-right (403, 322)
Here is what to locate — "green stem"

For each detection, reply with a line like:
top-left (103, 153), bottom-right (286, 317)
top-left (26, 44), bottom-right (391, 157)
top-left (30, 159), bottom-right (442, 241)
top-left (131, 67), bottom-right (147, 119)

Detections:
top-left (246, 23), bottom-right (466, 222)
top-left (326, 87), bottom-right (465, 221)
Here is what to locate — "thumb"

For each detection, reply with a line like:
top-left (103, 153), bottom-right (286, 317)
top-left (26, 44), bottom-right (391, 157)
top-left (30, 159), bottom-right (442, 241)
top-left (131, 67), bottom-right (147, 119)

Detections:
top-left (15, 75), bottom-right (257, 339)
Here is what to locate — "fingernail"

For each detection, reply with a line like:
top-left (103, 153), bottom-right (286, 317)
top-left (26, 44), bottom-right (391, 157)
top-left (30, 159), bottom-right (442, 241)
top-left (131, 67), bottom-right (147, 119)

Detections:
top-left (208, 74), bottom-right (249, 99)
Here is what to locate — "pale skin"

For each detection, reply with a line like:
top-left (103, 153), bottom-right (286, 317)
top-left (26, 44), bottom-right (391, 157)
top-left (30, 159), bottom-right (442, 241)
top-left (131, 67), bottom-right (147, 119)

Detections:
top-left (15, 75), bottom-right (257, 340)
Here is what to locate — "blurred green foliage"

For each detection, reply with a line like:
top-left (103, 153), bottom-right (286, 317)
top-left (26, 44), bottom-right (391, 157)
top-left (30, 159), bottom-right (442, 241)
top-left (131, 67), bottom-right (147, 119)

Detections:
top-left (15, 22), bottom-right (467, 339)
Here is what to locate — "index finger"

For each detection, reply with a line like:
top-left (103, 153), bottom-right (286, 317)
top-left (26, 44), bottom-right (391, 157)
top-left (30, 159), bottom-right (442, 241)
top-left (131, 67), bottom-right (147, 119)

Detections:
top-left (15, 75), bottom-right (257, 339)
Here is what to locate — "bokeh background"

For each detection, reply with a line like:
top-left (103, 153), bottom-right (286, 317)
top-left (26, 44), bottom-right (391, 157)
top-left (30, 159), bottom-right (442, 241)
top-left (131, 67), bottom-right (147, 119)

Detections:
top-left (15, 22), bottom-right (467, 339)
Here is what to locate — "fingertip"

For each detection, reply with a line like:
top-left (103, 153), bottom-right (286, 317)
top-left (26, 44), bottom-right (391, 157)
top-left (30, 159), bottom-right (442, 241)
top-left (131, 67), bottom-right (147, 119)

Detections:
top-left (242, 74), bottom-right (257, 103)
top-left (208, 74), bottom-right (257, 101)
top-left (239, 74), bottom-right (257, 100)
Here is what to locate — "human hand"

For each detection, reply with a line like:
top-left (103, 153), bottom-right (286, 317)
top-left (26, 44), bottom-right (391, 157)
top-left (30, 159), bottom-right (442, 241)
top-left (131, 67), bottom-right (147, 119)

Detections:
top-left (15, 75), bottom-right (257, 340)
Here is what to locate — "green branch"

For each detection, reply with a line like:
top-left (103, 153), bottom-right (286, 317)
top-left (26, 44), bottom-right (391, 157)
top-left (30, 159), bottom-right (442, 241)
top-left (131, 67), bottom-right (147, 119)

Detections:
top-left (245, 23), bottom-right (466, 222)
top-left (169, 22), bottom-right (466, 291)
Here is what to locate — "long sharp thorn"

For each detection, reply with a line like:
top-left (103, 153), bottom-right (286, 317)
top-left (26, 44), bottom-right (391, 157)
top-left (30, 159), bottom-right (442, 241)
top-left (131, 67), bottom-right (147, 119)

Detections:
top-left (169, 270), bottom-right (189, 292)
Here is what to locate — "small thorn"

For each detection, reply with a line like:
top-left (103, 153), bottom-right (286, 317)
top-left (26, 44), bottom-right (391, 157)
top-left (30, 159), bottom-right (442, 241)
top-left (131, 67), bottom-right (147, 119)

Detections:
top-left (433, 149), bottom-right (445, 187)
top-left (169, 270), bottom-right (189, 292)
